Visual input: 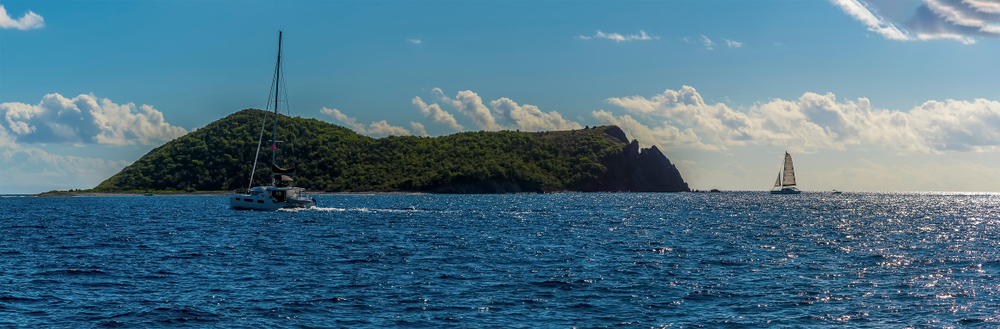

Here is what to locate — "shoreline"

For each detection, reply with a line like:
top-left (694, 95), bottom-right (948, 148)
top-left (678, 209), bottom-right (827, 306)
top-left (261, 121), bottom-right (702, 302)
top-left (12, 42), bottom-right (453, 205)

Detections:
top-left (29, 191), bottom-right (436, 197)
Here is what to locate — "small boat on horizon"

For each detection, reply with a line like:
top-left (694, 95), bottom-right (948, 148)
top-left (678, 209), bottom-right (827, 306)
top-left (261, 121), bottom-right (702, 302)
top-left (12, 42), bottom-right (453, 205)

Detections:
top-left (770, 152), bottom-right (801, 194)
top-left (230, 31), bottom-right (316, 210)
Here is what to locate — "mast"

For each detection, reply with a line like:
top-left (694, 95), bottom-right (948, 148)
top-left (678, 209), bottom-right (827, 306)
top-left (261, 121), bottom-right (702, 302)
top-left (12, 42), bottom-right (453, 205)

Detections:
top-left (271, 31), bottom-right (282, 185)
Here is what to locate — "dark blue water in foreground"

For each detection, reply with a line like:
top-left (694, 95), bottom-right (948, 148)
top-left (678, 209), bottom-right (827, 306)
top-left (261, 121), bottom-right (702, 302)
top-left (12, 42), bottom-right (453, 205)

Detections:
top-left (2, 192), bottom-right (1000, 327)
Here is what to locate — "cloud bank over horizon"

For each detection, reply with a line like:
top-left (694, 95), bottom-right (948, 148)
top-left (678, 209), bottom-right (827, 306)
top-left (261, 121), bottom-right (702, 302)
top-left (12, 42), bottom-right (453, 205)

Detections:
top-left (599, 85), bottom-right (1000, 154)
top-left (0, 93), bottom-right (188, 146)
top-left (0, 93), bottom-right (187, 192)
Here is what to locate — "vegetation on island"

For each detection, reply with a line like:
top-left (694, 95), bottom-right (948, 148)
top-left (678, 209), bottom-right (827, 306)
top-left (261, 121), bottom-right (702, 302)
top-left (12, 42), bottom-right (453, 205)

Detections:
top-left (91, 109), bottom-right (643, 193)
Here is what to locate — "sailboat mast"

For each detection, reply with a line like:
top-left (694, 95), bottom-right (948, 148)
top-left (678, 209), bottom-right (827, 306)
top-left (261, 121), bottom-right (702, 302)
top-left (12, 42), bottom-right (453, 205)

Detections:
top-left (271, 31), bottom-right (282, 185)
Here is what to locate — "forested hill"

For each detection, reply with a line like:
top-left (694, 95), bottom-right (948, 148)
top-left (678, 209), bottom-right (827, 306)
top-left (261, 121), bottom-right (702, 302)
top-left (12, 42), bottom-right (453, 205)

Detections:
top-left (92, 109), bottom-right (689, 193)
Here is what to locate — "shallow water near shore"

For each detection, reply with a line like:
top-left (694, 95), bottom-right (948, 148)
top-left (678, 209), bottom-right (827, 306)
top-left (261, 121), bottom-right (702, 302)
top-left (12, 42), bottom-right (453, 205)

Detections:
top-left (2, 192), bottom-right (999, 327)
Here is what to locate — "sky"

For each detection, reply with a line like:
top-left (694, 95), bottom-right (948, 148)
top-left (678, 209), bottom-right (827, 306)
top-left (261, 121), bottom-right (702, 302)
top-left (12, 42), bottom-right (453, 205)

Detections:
top-left (2, 0), bottom-right (1000, 193)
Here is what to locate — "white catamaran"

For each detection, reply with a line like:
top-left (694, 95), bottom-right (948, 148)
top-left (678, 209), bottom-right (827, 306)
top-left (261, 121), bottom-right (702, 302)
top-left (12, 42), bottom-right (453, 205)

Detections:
top-left (770, 152), bottom-right (801, 194)
top-left (230, 31), bottom-right (316, 210)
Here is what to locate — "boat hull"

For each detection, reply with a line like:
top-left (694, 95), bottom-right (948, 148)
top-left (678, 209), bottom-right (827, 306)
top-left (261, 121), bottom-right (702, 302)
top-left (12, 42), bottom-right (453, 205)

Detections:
top-left (770, 187), bottom-right (801, 194)
top-left (230, 186), bottom-right (316, 210)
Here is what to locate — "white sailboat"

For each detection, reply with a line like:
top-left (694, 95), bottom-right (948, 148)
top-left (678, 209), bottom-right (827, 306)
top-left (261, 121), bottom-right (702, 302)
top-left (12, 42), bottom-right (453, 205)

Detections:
top-left (230, 31), bottom-right (316, 210)
top-left (770, 151), bottom-right (801, 194)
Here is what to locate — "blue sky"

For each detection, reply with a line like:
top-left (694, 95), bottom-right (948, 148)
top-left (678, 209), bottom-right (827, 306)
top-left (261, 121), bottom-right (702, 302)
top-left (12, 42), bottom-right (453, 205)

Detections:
top-left (3, 0), bottom-right (1000, 193)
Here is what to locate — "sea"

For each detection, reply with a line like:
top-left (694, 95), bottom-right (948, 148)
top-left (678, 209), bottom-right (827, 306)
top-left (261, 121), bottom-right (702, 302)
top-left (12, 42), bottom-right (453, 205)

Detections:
top-left (1, 192), bottom-right (999, 328)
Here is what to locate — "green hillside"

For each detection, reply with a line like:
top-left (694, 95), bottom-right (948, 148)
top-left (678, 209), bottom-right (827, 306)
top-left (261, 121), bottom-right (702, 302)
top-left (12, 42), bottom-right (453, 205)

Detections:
top-left (92, 109), bottom-right (637, 193)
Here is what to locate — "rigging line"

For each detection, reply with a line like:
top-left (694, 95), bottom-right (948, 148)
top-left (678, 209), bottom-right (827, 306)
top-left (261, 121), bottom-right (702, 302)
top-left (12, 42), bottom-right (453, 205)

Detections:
top-left (266, 51), bottom-right (279, 111)
top-left (280, 67), bottom-right (291, 116)
top-left (248, 111), bottom-right (269, 192)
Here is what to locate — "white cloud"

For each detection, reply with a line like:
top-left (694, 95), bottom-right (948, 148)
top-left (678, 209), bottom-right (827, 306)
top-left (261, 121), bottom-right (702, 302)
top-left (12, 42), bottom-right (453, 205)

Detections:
top-left (604, 85), bottom-right (1000, 154)
top-left (0, 125), bottom-right (126, 193)
top-left (909, 0), bottom-right (1000, 44)
top-left (831, 0), bottom-right (1000, 44)
top-left (964, 0), bottom-right (1000, 14)
top-left (320, 107), bottom-right (411, 137)
top-left (407, 38), bottom-right (422, 44)
top-left (411, 96), bottom-right (464, 131)
top-left (591, 110), bottom-right (716, 150)
top-left (490, 97), bottom-right (582, 131)
top-left (0, 93), bottom-right (187, 146)
top-left (0, 5), bottom-right (44, 30)
top-left (367, 120), bottom-right (411, 136)
top-left (410, 122), bottom-right (428, 137)
top-left (830, 0), bottom-right (912, 40)
top-left (419, 88), bottom-right (585, 132)
top-left (700, 35), bottom-right (714, 50)
top-left (723, 38), bottom-right (743, 48)
top-left (320, 107), bottom-right (366, 132)
top-left (433, 88), bottom-right (502, 131)
top-left (579, 30), bottom-right (658, 42)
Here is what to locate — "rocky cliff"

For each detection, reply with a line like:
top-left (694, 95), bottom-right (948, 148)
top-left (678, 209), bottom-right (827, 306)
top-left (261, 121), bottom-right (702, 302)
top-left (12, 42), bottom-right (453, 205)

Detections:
top-left (576, 126), bottom-right (690, 192)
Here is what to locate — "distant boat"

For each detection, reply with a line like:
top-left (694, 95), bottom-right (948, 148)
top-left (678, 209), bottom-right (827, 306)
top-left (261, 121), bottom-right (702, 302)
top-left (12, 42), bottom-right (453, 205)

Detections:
top-left (831, 190), bottom-right (842, 194)
top-left (770, 152), bottom-right (801, 194)
top-left (230, 31), bottom-right (316, 210)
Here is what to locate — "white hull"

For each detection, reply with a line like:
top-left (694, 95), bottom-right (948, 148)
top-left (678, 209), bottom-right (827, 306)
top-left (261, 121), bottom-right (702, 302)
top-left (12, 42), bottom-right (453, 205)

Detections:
top-left (770, 187), bottom-right (801, 194)
top-left (230, 186), bottom-right (315, 210)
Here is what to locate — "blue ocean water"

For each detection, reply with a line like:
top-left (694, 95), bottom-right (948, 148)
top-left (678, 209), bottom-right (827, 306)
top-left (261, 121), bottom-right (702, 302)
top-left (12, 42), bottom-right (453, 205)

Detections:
top-left (2, 192), bottom-right (999, 327)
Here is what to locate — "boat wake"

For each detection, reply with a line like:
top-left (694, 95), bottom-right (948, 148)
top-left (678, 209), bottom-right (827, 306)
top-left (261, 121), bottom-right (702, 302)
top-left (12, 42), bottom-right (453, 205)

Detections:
top-left (278, 206), bottom-right (438, 213)
top-left (278, 206), bottom-right (347, 212)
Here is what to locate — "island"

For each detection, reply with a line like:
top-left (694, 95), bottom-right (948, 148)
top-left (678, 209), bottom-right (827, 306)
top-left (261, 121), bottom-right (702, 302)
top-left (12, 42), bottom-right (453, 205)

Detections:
top-left (85, 109), bottom-right (689, 194)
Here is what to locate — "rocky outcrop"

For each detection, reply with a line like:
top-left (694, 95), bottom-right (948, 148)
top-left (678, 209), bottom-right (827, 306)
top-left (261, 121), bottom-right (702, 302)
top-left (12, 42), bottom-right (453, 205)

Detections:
top-left (579, 139), bottom-right (690, 192)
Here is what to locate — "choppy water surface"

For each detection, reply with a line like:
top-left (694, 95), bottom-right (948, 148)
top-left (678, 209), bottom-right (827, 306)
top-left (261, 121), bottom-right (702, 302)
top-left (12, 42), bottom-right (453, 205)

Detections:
top-left (2, 192), bottom-right (1000, 327)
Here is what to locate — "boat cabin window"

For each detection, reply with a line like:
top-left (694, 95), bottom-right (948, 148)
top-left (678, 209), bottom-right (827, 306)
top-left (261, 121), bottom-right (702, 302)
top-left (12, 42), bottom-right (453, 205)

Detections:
top-left (272, 190), bottom-right (286, 202)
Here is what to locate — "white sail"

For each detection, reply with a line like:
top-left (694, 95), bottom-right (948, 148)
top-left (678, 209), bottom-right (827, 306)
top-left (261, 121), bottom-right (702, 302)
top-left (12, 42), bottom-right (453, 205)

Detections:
top-left (782, 152), bottom-right (796, 186)
top-left (774, 171), bottom-right (781, 187)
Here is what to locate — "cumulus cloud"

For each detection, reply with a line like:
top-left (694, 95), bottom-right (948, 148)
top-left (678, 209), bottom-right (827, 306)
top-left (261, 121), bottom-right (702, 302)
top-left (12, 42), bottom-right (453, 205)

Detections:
top-left (604, 85), bottom-right (1000, 153)
top-left (0, 93), bottom-right (187, 146)
top-left (0, 5), bottom-right (44, 30)
top-left (320, 107), bottom-right (411, 137)
top-left (831, 0), bottom-right (1000, 44)
top-left (417, 88), bottom-right (584, 132)
top-left (579, 30), bottom-right (658, 42)
top-left (0, 125), bottom-right (126, 192)
top-left (490, 98), bottom-right (582, 131)
top-left (410, 122), bottom-right (428, 137)
top-left (412, 96), bottom-right (464, 131)
top-left (591, 110), bottom-right (716, 150)
top-left (432, 88), bottom-right (502, 131)
top-left (320, 107), bottom-right (366, 132)
top-left (407, 38), bottom-right (422, 44)
top-left (368, 120), bottom-right (410, 136)
top-left (722, 38), bottom-right (743, 48)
